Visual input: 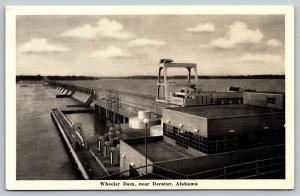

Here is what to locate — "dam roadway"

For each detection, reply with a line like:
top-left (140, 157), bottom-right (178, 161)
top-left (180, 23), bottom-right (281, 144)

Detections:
top-left (49, 81), bottom-right (171, 119)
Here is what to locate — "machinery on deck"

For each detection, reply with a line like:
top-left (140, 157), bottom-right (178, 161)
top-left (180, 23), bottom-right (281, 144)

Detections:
top-left (156, 59), bottom-right (245, 106)
top-left (71, 123), bottom-right (89, 150)
top-left (156, 59), bottom-right (212, 106)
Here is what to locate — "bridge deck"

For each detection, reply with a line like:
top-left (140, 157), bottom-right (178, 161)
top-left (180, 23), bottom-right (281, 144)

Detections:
top-left (50, 81), bottom-right (169, 118)
top-left (94, 89), bottom-right (170, 118)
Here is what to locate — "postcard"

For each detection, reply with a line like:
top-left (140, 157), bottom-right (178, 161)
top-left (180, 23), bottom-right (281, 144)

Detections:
top-left (6, 5), bottom-right (294, 190)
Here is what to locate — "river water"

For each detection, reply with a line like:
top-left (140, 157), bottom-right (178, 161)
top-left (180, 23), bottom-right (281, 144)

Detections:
top-left (16, 84), bottom-right (79, 180)
top-left (60, 79), bottom-right (285, 94)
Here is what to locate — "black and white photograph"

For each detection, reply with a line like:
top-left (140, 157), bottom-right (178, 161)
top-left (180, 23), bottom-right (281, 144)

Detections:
top-left (5, 5), bottom-right (294, 190)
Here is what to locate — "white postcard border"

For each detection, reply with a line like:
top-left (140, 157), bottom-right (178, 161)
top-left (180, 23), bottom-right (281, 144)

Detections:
top-left (5, 5), bottom-right (294, 190)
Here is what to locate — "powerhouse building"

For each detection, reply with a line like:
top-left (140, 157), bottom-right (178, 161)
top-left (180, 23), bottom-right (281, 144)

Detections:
top-left (243, 91), bottom-right (284, 109)
top-left (117, 91), bottom-right (286, 179)
top-left (162, 104), bottom-right (284, 155)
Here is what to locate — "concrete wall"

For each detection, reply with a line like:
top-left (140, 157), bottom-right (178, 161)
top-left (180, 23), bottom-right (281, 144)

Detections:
top-left (163, 135), bottom-right (176, 145)
top-left (154, 145), bottom-right (284, 177)
top-left (207, 113), bottom-right (285, 137)
top-left (94, 88), bottom-right (165, 117)
top-left (187, 147), bottom-right (207, 157)
top-left (162, 109), bottom-right (208, 137)
top-left (95, 100), bottom-right (138, 118)
top-left (119, 140), bottom-right (153, 177)
top-left (72, 91), bottom-right (90, 103)
top-left (213, 92), bottom-right (243, 98)
top-left (94, 95), bottom-right (166, 118)
top-left (163, 107), bottom-right (284, 138)
top-left (243, 92), bottom-right (284, 109)
top-left (186, 92), bottom-right (213, 105)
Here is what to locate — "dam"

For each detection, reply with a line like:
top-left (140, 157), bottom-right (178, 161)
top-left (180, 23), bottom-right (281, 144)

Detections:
top-left (34, 59), bottom-right (285, 180)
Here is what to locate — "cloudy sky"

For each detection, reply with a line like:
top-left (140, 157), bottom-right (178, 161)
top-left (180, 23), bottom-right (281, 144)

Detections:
top-left (16, 15), bottom-right (285, 76)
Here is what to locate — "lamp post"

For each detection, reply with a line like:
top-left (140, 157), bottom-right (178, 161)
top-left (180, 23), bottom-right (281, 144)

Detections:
top-left (143, 118), bottom-right (150, 175)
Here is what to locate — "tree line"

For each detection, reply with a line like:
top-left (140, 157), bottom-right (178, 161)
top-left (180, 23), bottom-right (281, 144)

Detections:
top-left (16, 74), bottom-right (285, 81)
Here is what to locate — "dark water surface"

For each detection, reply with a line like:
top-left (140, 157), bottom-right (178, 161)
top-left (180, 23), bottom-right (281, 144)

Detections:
top-left (65, 113), bottom-right (106, 145)
top-left (16, 84), bottom-right (79, 180)
top-left (60, 79), bottom-right (285, 94)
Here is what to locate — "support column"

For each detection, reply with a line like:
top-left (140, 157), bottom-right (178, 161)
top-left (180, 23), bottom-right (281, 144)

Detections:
top-left (156, 67), bottom-right (163, 100)
top-left (187, 67), bottom-right (191, 83)
top-left (164, 67), bottom-right (168, 99)
top-left (194, 67), bottom-right (198, 82)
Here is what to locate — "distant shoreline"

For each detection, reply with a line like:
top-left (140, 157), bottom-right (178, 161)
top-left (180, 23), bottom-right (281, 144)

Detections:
top-left (16, 75), bottom-right (285, 81)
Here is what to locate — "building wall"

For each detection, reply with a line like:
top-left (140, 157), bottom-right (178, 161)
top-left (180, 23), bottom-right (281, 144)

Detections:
top-left (154, 145), bottom-right (285, 179)
top-left (119, 140), bottom-right (153, 177)
top-left (243, 92), bottom-right (284, 109)
top-left (163, 121), bottom-right (284, 154)
top-left (213, 92), bottom-right (243, 98)
top-left (163, 135), bottom-right (177, 145)
top-left (72, 91), bottom-right (90, 103)
top-left (187, 146), bottom-right (207, 157)
top-left (162, 109), bottom-right (208, 137)
top-left (185, 92), bottom-right (213, 106)
top-left (207, 113), bottom-right (285, 137)
top-left (94, 88), bottom-right (165, 117)
top-left (163, 107), bottom-right (284, 138)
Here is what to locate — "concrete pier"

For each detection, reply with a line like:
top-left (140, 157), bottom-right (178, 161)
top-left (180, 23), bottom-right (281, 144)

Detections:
top-left (51, 108), bottom-right (108, 179)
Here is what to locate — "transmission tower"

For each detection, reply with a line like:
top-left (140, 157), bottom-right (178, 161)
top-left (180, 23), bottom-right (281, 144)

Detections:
top-left (106, 89), bottom-right (120, 128)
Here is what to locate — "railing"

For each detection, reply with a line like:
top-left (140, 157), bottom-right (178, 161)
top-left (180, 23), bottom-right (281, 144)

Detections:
top-left (98, 156), bottom-right (284, 180)
top-left (152, 165), bottom-right (188, 179)
top-left (49, 81), bottom-right (95, 94)
top-left (97, 164), bottom-right (154, 180)
top-left (49, 80), bottom-right (156, 101)
top-left (186, 156), bottom-right (285, 179)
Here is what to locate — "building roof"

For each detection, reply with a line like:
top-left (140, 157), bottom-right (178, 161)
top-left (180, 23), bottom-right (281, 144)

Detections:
top-left (244, 91), bottom-right (285, 95)
top-left (154, 144), bottom-right (284, 176)
top-left (166, 104), bottom-right (284, 119)
top-left (124, 137), bottom-right (197, 163)
top-left (160, 63), bottom-right (197, 68)
top-left (120, 124), bottom-right (147, 139)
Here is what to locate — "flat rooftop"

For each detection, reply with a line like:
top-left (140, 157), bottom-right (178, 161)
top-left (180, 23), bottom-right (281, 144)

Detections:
top-left (155, 144), bottom-right (284, 176)
top-left (120, 124), bottom-right (147, 139)
top-left (166, 104), bottom-right (284, 119)
top-left (244, 91), bottom-right (285, 95)
top-left (124, 137), bottom-right (197, 163)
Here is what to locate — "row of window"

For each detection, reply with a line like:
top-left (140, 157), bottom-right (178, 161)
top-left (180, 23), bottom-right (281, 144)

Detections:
top-left (163, 123), bottom-right (284, 154)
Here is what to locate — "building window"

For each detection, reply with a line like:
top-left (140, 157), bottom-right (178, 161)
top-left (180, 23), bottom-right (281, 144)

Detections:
top-left (267, 97), bottom-right (276, 104)
top-left (163, 123), bottom-right (175, 139)
top-left (176, 129), bottom-right (188, 149)
top-left (163, 124), bottom-right (284, 154)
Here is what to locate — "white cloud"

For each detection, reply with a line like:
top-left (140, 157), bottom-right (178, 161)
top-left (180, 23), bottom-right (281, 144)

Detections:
top-left (90, 46), bottom-right (129, 58)
top-left (128, 38), bottom-right (166, 47)
top-left (266, 39), bottom-right (282, 47)
top-left (185, 23), bottom-right (215, 32)
top-left (241, 53), bottom-right (283, 63)
top-left (61, 24), bottom-right (98, 39)
top-left (61, 18), bottom-right (131, 40)
top-left (19, 38), bottom-right (70, 53)
top-left (202, 21), bottom-right (263, 49)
